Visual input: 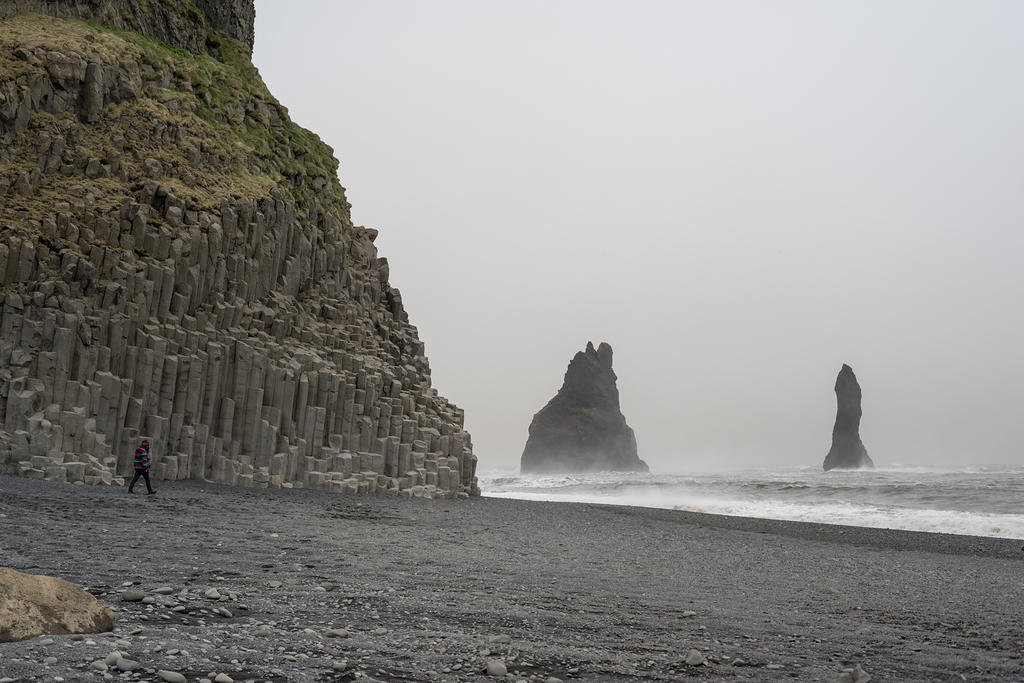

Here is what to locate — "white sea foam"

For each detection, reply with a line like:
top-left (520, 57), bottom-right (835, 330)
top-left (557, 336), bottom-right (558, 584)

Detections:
top-left (478, 466), bottom-right (1024, 540)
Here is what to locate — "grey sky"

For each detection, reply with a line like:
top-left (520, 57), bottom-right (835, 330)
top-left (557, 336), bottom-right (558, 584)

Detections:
top-left (253, 1), bottom-right (1024, 472)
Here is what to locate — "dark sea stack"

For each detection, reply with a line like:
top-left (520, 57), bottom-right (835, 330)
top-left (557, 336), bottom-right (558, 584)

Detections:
top-left (823, 364), bottom-right (875, 471)
top-left (521, 342), bottom-right (647, 473)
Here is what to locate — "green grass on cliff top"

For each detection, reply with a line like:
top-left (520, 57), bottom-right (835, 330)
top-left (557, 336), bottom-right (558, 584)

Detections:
top-left (0, 12), bottom-right (348, 216)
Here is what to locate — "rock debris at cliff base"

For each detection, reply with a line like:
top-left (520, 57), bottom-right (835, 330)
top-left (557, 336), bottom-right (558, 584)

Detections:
top-left (0, 7), bottom-right (478, 497)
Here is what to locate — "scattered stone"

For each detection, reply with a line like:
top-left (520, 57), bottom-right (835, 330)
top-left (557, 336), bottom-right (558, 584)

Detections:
top-left (0, 567), bottom-right (115, 642)
top-left (116, 658), bottom-right (141, 671)
top-left (326, 628), bottom-right (351, 638)
top-left (684, 649), bottom-right (706, 666)
top-left (269, 581), bottom-right (282, 588)
top-left (214, 674), bottom-right (234, 683)
top-left (157, 671), bottom-right (187, 683)
top-left (103, 651), bottom-right (123, 666)
top-left (836, 665), bottom-right (872, 683)
top-left (90, 661), bottom-right (109, 672)
top-left (486, 660), bottom-right (508, 676)
top-left (487, 634), bottom-right (512, 644)
top-left (153, 587), bottom-right (174, 595)
top-left (204, 588), bottom-right (221, 600)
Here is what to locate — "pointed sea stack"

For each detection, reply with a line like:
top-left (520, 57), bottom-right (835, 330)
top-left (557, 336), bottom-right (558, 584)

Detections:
top-left (521, 342), bottom-right (647, 474)
top-left (823, 364), bottom-right (874, 471)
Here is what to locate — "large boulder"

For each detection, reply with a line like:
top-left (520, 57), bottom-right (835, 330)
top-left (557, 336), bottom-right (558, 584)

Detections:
top-left (521, 342), bottom-right (647, 473)
top-left (823, 364), bottom-right (875, 471)
top-left (0, 567), bottom-right (114, 642)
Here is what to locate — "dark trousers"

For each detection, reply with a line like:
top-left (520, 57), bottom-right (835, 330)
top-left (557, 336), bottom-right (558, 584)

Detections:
top-left (129, 469), bottom-right (154, 493)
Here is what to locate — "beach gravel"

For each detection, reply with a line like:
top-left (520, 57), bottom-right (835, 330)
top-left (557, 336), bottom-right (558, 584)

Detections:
top-left (1, 475), bottom-right (1022, 681)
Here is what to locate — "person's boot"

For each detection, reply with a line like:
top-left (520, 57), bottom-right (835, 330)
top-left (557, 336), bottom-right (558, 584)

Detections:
top-left (128, 485), bottom-right (134, 494)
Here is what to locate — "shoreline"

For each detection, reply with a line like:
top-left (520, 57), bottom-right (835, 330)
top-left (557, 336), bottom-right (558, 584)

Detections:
top-left (2, 475), bottom-right (1023, 681)
top-left (483, 493), bottom-right (1024, 557)
top-left (477, 466), bottom-right (1024, 542)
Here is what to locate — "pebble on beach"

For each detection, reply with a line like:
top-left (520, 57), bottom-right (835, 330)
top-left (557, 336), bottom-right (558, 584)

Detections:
top-left (837, 664), bottom-right (872, 683)
top-left (486, 659), bottom-right (508, 676)
top-left (115, 658), bottom-right (140, 671)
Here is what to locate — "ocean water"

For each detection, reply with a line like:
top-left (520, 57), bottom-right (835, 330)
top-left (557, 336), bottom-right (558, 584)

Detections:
top-left (478, 466), bottom-right (1024, 540)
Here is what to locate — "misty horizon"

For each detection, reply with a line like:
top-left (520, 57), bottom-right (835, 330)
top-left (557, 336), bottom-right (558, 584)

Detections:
top-left (253, 1), bottom-right (1024, 472)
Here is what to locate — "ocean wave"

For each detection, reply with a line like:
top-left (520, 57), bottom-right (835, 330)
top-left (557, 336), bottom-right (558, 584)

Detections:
top-left (477, 466), bottom-right (1024, 540)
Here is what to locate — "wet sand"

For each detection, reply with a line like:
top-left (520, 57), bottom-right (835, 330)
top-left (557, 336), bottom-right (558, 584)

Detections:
top-left (1, 475), bottom-right (1022, 682)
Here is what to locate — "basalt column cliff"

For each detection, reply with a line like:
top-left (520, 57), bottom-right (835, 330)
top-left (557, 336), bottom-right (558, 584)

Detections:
top-left (0, 3), bottom-right (479, 497)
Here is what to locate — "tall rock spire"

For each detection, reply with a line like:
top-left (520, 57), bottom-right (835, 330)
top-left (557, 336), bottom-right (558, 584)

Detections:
top-left (823, 364), bottom-right (875, 471)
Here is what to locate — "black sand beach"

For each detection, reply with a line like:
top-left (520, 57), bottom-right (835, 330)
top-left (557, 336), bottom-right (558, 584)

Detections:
top-left (1, 476), bottom-right (1022, 682)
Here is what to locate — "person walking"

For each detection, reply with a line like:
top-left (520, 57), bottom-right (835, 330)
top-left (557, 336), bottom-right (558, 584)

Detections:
top-left (128, 439), bottom-right (156, 494)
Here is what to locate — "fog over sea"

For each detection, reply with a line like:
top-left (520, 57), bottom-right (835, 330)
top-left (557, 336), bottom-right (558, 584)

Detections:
top-left (479, 466), bottom-right (1024, 541)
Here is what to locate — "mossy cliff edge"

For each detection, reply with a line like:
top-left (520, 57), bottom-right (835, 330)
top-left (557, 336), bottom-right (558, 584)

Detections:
top-left (0, 2), bottom-right (480, 497)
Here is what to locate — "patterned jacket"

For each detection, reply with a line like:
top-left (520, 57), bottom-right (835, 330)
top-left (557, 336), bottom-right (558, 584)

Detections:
top-left (133, 444), bottom-right (150, 471)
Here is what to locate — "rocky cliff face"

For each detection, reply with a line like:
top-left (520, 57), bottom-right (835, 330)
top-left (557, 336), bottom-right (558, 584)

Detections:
top-left (0, 0), bottom-right (255, 56)
top-left (823, 364), bottom-right (874, 471)
top-left (0, 4), bottom-right (478, 497)
top-left (521, 342), bottom-right (647, 473)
